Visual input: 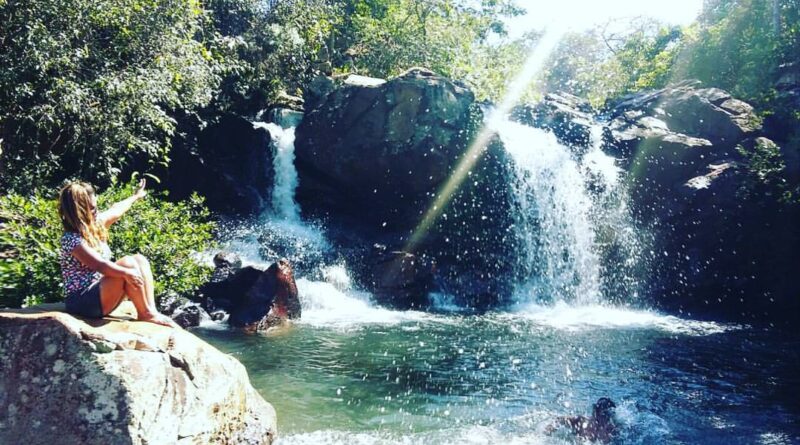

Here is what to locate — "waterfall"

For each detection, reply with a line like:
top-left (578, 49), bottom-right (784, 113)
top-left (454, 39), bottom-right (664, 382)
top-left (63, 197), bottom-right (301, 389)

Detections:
top-left (492, 115), bottom-right (640, 306)
top-left (253, 120), bottom-right (301, 222)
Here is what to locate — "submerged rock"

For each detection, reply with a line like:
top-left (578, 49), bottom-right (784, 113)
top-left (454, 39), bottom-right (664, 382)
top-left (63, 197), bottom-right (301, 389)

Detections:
top-left (0, 304), bottom-right (277, 444)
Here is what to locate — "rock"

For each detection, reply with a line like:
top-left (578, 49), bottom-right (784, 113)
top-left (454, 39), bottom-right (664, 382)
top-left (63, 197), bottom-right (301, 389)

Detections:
top-left (200, 258), bottom-right (300, 329)
top-left (170, 302), bottom-right (210, 329)
top-left (294, 67), bottom-right (480, 225)
top-left (603, 81), bottom-right (761, 220)
top-left (604, 81), bottom-right (800, 325)
top-left (295, 68), bottom-right (517, 308)
top-left (606, 80), bottom-right (761, 154)
top-left (267, 259), bottom-right (301, 321)
top-left (645, 159), bottom-right (800, 323)
top-left (0, 304), bottom-right (277, 444)
top-left (212, 251), bottom-right (243, 282)
top-left (511, 92), bottom-right (595, 152)
top-left (365, 245), bottom-right (435, 310)
top-left (168, 114), bottom-right (274, 214)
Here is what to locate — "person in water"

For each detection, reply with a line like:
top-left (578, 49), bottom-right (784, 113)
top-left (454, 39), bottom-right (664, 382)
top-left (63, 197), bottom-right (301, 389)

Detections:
top-left (58, 179), bottom-right (174, 327)
top-left (547, 397), bottom-right (618, 443)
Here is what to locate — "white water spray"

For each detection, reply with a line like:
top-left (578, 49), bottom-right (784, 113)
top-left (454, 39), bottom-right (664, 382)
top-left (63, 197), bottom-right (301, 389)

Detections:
top-left (493, 116), bottom-right (639, 305)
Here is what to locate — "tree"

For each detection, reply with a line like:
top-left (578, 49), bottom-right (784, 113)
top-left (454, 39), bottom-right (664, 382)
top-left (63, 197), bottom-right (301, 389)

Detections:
top-left (0, 0), bottom-right (222, 193)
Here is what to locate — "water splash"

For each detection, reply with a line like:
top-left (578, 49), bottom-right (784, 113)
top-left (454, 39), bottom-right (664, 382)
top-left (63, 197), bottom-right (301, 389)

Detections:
top-left (296, 278), bottom-right (435, 329)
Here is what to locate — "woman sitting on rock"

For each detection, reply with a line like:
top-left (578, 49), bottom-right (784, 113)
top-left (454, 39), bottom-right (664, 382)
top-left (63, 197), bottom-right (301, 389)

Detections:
top-left (58, 179), bottom-right (174, 327)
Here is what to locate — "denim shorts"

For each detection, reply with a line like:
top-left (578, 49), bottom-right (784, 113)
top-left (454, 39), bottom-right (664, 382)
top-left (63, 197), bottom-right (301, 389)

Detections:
top-left (65, 280), bottom-right (104, 318)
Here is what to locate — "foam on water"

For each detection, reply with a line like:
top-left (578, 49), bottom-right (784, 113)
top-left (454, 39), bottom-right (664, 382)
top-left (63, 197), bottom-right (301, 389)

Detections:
top-left (296, 278), bottom-right (437, 329)
top-left (505, 301), bottom-right (738, 335)
top-left (276, 402), bottom-right (674, 445)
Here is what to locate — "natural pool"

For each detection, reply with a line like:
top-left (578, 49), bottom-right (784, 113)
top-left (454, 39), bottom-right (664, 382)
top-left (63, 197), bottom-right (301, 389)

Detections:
top-left (195, 281), bottom-right (800, 445)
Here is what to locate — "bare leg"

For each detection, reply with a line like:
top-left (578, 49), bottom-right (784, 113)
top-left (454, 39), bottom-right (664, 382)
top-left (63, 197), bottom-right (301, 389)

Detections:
top-left (116, 255), bottom-right (172, 327)
top-left (132, 254), bottom-right (156, 311)
top-left (99, 276), bottom-right (126, 316)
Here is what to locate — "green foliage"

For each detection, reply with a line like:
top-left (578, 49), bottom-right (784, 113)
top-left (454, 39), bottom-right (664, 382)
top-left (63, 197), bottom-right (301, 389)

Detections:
top-left (260, 0), bottom-right (525, 101)
top-left (0, 0), bottom-right (222, 193)
top-left (675, 0), bottom-right (796, 105)
top-left (737, 138), bottom-right (786, 186)
top-left (0, 194), bottom-right (61, 307)
top-left (542, 19), bottom-right (683, 107)
top-left (0, 181), bottom-right (215, 308)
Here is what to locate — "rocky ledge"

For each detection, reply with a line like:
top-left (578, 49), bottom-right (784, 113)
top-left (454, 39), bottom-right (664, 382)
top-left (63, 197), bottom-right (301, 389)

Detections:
top-left (0, 303), bottom-right (277, 445)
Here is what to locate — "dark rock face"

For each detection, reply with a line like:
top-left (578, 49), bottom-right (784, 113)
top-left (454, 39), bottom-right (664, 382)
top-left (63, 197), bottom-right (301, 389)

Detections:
top-left (295, 68), bottom-right (518, 308)
top-left (604, 80), bottom-right (760, 172)
top-left (200, 257), bottom-right (300, 329)
top-left (295, 68), bottom-right (479, 225)
top-left (363, 245), bottom-right (435, 310)
top-left (604, 81), bottom-right (800, 324)
top-left (511, 92), bottom-right (595, 153)
top-left (169, 114), bottom-right (274, 214)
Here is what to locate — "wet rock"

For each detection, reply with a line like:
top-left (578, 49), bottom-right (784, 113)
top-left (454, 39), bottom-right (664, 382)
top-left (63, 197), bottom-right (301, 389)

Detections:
top-left (511, 92), bottom-right (595, 153)
top-left (0, 305), bottom-right (277, 444)
top-left (365, 245), bottom-right (435, 310)
top-left (168, 114), bottom-right (274, 214)
top-left (200, 258), bottom-right (300, 329)
top-left (212, 251), bottom-right (243, 282)
top-left (170, 302), bottom-right (209, 329)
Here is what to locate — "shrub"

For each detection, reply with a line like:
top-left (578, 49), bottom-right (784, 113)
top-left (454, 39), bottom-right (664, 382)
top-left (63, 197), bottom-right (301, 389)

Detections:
top-left (0, 181), bottom-right (215, 308)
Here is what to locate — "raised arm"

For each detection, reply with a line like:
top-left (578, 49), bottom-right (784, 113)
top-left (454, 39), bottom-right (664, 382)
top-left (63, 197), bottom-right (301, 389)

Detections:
top-left (98, 179), bottom-right (147, 228)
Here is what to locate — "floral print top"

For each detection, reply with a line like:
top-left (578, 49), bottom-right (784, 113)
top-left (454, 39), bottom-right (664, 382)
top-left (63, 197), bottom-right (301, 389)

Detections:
top-left (60, 231), bottom-right (112, 297)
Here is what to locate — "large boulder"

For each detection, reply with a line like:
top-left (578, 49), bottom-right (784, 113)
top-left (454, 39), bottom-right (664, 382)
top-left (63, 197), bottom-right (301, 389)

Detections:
top-left (169, 114), bottom-right (274, 214)
top-left (295, 67), bottom-right (482, 225)
top-left (603, 80), bottom-right (762, 220)
top-left (294, 68), bottom-right (517, 308)
top-left (0, 304), bottom-right (277, 444)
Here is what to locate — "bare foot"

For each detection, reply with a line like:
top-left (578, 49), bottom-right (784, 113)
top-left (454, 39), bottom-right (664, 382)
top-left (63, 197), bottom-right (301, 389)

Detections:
top-left (138, 313), bottom-right (177, 328)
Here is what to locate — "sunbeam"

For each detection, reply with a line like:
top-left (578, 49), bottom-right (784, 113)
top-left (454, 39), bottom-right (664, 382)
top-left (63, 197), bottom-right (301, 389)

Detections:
top-left (404, 29), bottom-right (565, 252)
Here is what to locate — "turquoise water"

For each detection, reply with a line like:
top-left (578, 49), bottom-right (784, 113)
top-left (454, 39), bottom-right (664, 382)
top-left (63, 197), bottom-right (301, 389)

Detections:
top-left (194, 286), bottom-right (800, 444)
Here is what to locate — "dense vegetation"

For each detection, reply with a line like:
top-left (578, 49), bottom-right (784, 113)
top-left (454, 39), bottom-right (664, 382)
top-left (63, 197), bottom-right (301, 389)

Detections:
top-left (0, 181), bottom-right (214, 308)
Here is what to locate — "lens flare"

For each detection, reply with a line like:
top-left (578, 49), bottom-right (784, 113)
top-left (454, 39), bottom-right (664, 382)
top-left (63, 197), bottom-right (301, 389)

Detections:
top-left (405, 29), bottom-right (565, 252)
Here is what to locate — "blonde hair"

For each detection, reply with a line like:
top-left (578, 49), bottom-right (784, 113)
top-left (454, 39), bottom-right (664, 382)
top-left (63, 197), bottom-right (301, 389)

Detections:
top-left (58, 182), bottom-right (108, 248)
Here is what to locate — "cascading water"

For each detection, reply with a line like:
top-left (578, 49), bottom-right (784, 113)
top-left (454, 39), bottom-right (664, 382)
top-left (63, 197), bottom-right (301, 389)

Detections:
top-left (492, 114), bottom-right (641, 306)
top-left (253, 121), bottom-right (301, 222)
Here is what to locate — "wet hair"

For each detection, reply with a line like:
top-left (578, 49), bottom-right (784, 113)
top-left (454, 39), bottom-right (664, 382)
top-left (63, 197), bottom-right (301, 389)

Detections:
top-left (593, 398), bottom-right (616, 417)
top-left (58, 182), bottom-right (107, 248)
